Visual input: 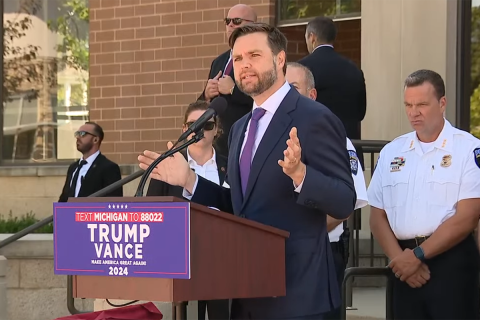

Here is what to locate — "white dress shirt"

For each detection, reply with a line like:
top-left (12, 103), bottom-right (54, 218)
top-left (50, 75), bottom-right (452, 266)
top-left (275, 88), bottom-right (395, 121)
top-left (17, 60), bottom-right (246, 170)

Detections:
top-left (328, 138), bottom-right (368, 242)
top-left (71, 150), bottom-right (100, 197)
top-left (367, 119), bottom-right (480, 240)
top-left (239, 81), bottom-right (291, 162)
top-left (187, 147), bottom-right (219, 185)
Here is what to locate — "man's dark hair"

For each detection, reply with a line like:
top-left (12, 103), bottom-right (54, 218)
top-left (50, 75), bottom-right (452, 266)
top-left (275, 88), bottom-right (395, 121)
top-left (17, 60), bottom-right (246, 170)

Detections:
top-left (404, 69), bottom-right (446, 100)
top-left (306, 17), bottom-right (337, 44)
top-left (85, 121), bottom-right (104, 142)
top-left (229, 22), bottom-right (288, 74)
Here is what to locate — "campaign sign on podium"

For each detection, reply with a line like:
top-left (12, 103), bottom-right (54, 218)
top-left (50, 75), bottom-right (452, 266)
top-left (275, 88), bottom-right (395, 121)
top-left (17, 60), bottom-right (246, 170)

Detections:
top-left (53, 201), bottom-right (190, 279)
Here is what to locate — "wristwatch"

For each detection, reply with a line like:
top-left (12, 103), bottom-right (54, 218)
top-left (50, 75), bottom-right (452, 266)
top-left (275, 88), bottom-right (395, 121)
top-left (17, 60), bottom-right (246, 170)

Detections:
top-left (413, 246), bottom-right (426, 262)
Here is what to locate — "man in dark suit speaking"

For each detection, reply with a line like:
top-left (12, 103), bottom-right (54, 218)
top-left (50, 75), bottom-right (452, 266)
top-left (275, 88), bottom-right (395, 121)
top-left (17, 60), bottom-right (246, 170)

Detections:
top-left (59, 122), bottom-right (123, 202)
top-left (139, 23), bottom-right (356, 320)
top-left (198, 4), bottom-right (257, 157)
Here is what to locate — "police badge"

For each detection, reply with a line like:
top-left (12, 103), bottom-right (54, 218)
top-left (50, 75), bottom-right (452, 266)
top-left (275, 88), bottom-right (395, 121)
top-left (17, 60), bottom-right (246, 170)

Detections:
top-left (348, 150), bottom-right (359, 175)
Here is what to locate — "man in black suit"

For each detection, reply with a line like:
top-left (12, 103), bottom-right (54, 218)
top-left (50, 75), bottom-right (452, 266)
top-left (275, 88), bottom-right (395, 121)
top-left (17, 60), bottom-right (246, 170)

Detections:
top-left (198, 4), bottom-right (257, 157)
top-left (298, 17), bottom-right (366, 147)
top-left (59, 122), bottom-right (123, 202)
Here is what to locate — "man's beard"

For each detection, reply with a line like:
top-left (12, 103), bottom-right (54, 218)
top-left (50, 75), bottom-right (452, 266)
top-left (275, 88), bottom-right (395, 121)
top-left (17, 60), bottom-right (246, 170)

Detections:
top-left (236, 62), bottom-right (277, 97)
top-left (77, 141), bottom-right (93, 154)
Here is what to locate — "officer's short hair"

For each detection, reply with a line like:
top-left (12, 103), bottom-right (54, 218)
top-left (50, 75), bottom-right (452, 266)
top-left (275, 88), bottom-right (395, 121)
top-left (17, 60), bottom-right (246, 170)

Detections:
top-left (306, 17), bottom-right (337, 44)
top-left (287, 62), bottom-right (315, 90)
top-left (404, 69), bottom-right (446, 100)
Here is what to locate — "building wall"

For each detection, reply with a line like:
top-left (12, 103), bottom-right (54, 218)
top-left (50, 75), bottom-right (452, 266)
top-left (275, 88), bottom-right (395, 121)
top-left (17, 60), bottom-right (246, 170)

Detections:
top-left (89, 0), bottom-right (275, 165)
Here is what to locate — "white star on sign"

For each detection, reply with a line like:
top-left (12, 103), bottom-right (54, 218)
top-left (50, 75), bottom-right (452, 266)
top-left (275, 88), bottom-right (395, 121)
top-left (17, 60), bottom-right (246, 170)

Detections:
top-left (108, 204), bottom-right (111, 209)
top-left (125, 204), bottom-right (128, 209)
top-left (121, 205), bottom-right (124, 209)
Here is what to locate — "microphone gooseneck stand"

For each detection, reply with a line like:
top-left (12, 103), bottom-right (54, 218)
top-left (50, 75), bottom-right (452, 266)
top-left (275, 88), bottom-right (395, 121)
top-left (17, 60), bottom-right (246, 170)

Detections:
top-left (104, 130), bottom-right (204, 317)
top-left (87, 131), bottom-right (204, 199)
top-left (134, 130), bottom-right (204, 197)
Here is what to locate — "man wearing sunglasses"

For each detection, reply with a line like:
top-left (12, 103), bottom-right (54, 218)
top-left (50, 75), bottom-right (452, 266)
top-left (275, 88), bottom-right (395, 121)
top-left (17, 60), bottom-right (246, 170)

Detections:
top-left (58, 122), bottom-right (123, 202)
top-left (198, 4), bottom-right (257, 158)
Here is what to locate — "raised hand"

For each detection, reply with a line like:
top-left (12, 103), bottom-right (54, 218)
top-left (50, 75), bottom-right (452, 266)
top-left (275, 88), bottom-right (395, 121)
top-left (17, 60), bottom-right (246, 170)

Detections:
top-left (278, 127), bottom-right (306, 187)
top-left (138, 141), bottom-right (191, 188)
top-left (204, 70), bottom-right (222, 101)
top-left (218, 74), bottom-right (235, 95)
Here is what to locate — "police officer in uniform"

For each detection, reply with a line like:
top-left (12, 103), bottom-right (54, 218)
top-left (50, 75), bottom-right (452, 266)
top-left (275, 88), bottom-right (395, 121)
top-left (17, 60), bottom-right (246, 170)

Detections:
top-left (285, 62), bottom-right (369, 320)
top-left (368, 69), bottom-right (480, 320)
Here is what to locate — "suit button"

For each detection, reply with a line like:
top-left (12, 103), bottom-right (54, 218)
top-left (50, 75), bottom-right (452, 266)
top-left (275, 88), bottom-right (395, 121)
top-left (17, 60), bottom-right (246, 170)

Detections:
top-left (239, 214), bottom-right (245, 218)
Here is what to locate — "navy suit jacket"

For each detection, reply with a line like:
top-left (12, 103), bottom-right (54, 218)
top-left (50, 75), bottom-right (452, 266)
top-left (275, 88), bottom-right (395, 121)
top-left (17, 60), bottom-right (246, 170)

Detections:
top-left (192, 86), bottom-right (356, 319)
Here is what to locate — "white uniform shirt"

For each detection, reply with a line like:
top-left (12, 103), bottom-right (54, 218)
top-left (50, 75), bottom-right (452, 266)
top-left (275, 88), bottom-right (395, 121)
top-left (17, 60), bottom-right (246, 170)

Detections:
top-left (328, 138), bottom-right (369, 242)
top-left (367, 119), bottom-right (480, 240)
top-left (71, 150), bottom-right (100, 197)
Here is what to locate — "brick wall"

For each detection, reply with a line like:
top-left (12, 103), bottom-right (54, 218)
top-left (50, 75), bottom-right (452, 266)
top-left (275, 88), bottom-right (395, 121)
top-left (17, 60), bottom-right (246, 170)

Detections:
top-left (89, 0), bottom-right (275, 164)
top-left (281, 19), bottom-right (361, 66)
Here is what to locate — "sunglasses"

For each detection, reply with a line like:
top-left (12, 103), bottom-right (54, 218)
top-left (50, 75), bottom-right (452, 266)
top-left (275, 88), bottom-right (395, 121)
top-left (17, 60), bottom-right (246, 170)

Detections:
top-left (224, 17), bottom-right (254, 26)
top-left (185, 121), bottom-right (216, 131)
top-left (74, 130), bottom-right (97, 138)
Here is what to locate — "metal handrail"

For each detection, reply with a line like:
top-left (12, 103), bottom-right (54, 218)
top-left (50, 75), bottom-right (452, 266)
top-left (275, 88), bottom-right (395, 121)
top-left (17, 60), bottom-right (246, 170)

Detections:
top-left (341, 267), bottom-right (394, 320)
top-left (0, 216), bottom-right (53, 249)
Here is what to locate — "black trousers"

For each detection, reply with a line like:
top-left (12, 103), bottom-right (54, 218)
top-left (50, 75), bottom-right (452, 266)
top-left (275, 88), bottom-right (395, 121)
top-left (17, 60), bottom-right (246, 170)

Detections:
top-left (323, 241), bottom-right (346, 320)
top-left (198, 299), bottom-right (230, 320)
top-left (393, 235), bottom-right (479, 320)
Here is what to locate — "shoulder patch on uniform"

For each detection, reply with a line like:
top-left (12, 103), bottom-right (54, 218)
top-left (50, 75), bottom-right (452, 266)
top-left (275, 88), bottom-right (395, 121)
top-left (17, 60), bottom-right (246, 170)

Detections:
top-left (348, 150), bottom-right (358, 175)
top-left (474, 148), bottom-right (480, 169)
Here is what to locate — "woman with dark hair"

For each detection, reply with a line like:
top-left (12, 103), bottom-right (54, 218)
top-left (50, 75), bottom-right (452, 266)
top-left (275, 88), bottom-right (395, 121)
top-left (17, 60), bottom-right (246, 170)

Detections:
top-left (146, 100), bottom-right (229, 320)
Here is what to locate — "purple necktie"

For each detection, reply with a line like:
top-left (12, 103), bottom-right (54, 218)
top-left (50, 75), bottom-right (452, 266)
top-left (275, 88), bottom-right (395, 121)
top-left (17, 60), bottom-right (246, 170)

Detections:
top-left (224, 59), bottom-right (233, 76)
top-left (239, 108), bottom-right (266, 195)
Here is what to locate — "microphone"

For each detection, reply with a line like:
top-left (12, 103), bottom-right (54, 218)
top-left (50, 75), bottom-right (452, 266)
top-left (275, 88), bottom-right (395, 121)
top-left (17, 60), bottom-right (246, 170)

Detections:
top-left (177, 97), bottom-right (227, 142)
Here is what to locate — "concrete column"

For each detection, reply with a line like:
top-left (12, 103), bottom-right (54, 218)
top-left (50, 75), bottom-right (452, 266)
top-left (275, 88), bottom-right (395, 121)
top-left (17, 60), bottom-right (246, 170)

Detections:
top-left (0, 256), bottom-right (7, 320)
top-left (359, 0), bottom-right (459, 232)
top-left (361, 0), bottom-right (458, 143)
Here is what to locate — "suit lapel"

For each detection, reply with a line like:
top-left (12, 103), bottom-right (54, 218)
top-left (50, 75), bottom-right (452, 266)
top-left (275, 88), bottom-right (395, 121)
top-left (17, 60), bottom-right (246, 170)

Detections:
top-left (212, 50), bottom-right (230, 77)
top-left (82, 153), bottom-right (103, 183)
top-left (215, 153), bottom-right (227, 185)
top-left (241, 89), bottom-right (299, 209)
top-left (231, 115), bottom-right (250, 202)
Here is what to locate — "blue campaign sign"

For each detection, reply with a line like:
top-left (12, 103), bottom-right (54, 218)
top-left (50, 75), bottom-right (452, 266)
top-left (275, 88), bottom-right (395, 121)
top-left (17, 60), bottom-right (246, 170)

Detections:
top-left (53, 201), bottom-right (190, 279)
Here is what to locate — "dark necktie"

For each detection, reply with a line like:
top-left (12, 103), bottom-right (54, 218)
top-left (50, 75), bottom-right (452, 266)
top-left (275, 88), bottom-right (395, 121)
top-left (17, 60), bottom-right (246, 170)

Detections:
top-left (239, 108), bottom-right (266, 195)
top-left (69, 160), bottom-right (87, 198)
top-left (224, 58), bottom-right (233, 76)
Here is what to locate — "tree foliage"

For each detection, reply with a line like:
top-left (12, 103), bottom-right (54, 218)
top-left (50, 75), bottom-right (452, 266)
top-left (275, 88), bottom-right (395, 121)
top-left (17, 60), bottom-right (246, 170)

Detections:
top-left (280, 0), bottom-right (361, 21)
top-left (47, 0), bottom-right (89, 73)
top-left (3, 0), bottom-right (57, 102)
top-left (470, 5), bottom-right (480, 138)
top-left (2, 0), bottom-right (88, 161)
top-left (2, 0), bottom-right (88, 103)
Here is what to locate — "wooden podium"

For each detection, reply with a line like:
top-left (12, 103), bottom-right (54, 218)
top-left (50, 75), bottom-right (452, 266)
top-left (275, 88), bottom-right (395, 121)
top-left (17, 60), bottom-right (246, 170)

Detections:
top-left (65, 197), bottom-right (289, 319)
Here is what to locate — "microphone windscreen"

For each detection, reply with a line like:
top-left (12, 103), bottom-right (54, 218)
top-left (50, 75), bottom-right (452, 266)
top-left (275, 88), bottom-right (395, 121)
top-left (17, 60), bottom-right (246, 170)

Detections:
top-left (209, 97), bottom-right (228, 116)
